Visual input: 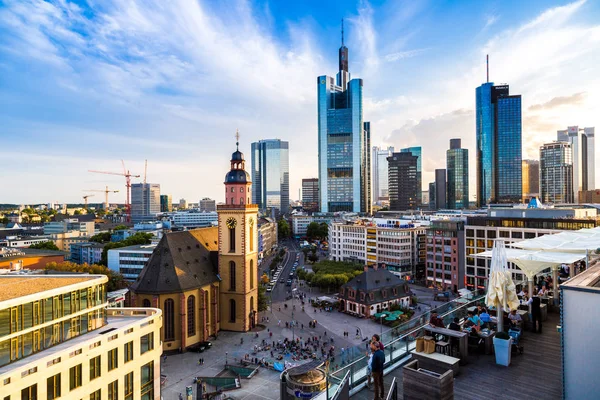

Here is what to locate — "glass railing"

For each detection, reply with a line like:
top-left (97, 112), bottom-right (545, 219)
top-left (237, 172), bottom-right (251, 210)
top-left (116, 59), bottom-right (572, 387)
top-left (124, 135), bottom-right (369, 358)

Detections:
top-left (327, 294), bottom-right (485, 392)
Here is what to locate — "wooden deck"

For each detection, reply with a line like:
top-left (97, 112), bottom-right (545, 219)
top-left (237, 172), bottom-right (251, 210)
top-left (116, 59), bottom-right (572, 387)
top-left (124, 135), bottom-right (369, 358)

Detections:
top-left (352, 312), bottom-right (562, 400)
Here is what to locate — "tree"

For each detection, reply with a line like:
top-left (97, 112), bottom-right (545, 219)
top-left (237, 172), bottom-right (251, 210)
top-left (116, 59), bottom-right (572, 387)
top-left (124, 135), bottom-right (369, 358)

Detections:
top-left (306, 222), bottom-right (320, 240)
top-left (45, 261), bottom-right (125, 292)
top-left (99, 232), bottom-right (153, 265)
top-left (277, 218), bottom-right (290, 238)
top-left (29, 241), bottom-right (60, 251)
top-left (308, 252), bottom-right (319, 263)
top-left (113, 225), bottom-right (129, 231)
top-left (90, 232), bottom-right (112, 243)
top-left (261, 274), bottom-right (270, 285)
top-left (73, 210), bottom-right (82, 215)
top-left (257, 285), bottom-right (269, 312)
top-left (318, 223), bottom-right (329, 240)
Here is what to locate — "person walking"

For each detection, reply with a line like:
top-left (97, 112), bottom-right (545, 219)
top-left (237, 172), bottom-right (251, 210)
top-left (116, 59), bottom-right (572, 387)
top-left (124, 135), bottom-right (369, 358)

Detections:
top-left (371, 341), bottom-right (385, 400)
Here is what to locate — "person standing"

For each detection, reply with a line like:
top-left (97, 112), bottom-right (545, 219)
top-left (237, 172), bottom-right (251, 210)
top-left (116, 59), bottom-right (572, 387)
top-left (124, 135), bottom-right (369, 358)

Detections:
top-left (527, 295), bottom-right (542, 333)
top-left (370, 341), bottom-right (385, 400)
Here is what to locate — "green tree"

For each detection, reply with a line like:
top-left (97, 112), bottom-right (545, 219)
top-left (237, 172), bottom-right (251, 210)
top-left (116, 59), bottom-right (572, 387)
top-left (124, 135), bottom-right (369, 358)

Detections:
top-left (29, 241), bottom-right (60, 251)
top-left (113, 224), bottom-right (129, 231)
top-left (45, 261), bottom-right (125, 291)
top-left (277, 218), bottom-right (290, 238)
top-left (257, 285), bottom-right (269, 312)
top-left (99, 232), bottom-right (153, 265)
top-left (0, 216), bottom-right (8, 225)
top-left (90, 232), bottom-right (112, 243)
top-left (73, 210), bottom-right (82, 215)
top-left (306, 222), bottom-right (320, 240)
top-left (308, 252), bottom-right (319, 263)
top-left (318, 223), bottom-right (329, 240)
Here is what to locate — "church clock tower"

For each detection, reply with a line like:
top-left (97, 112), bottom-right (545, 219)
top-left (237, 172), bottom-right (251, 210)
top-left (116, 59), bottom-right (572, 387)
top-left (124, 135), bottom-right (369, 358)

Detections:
top-left (217, 132), bottom-right (259, 332)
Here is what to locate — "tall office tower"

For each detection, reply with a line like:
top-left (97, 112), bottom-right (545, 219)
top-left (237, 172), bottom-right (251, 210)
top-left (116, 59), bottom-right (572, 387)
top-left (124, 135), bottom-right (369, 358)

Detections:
top-left (364, 122), bottom-right (372, 214)
top-left (540, 142), bottom-right (573, 203)
top-left (199, 198), bottom-right (216, 212)
top-left (318, 23), bottom-right (371, 213)
top-left (302, 178), bottom-right (319, 212)
top-left (446, 139), bottom-right (469, 209)
top-left (428, 182), bottom-right (436, 210)
top-left (400, 147), bottom-right (422, 195)
top-left (251, 139), bottom-right (290, 214)
top-left (160, 194), bottom-right (172, 212)
top-left (372, 146), bottom-right (395, 202)
top-left (522, 160), bottom-right (540, 201)
top-left (476, 63), bottom-right (522, 206)
top-left (387, 152), bottom-right (418, 210)
top-left (131, 183), bottom-right (160, 222)
top-left (558, 126), bottom-right (596, 201)
top-left (435, 169), bottom-right (447, 209)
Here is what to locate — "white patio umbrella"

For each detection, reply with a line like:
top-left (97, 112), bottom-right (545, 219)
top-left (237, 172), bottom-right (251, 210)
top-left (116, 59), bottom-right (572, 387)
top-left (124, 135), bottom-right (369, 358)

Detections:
top-left (485, 241), bottom-right (520, 332)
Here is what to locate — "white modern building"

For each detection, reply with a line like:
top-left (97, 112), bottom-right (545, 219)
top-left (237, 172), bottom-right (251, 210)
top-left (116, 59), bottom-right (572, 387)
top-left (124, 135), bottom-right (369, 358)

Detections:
top-left (0, 275), bottom-right (162, 400)
top-left (166, 210), bottom-right (218, 228)
top-left (43, 219), bottom-right (95, 236)
top-left (372, 146), bottom-right (394, 203)
top-left (291, 213), bottom-right (340, 237)
top-left (557, 126), bottom-right (596, 202)
top-left (108, 244), bottom-right (157, 281)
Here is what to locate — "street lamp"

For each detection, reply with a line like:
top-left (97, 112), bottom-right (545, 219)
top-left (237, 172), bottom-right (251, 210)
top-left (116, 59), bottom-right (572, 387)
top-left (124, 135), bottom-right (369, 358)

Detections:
top-left (379, 313), bottom-right (387, 337)
top-left (225, 352), bottom-right (228, 366)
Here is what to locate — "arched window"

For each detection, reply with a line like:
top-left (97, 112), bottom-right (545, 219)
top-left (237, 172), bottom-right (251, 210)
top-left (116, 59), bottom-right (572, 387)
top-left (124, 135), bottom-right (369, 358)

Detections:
top-left (250, 226), bottom-right (254, 251)
top-left (240, 197), bottom-right (244, 204)
top-left (229, 299), bottom-right (236, 322)
top-left (240, 187), bottom-right (244, 192)
top-left (229, 261), bottom-right (236, 291)
top-left (250, 259), bottom-right (254, 289)
top-left (164, 299), bottom-right (175, 341)
top-left (142, 299), bottom-right (151, 308)
top-left (250, 296), bottom-right (254, 311)
top-left (187, 296), bottom-right (195, 337)
top-left (229, 226), bottom-right (235, 252)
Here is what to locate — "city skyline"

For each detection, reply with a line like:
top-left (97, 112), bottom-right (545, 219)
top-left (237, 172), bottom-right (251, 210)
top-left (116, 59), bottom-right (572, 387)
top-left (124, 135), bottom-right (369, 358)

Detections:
top-left (1, 0), bottom-right (599, 204)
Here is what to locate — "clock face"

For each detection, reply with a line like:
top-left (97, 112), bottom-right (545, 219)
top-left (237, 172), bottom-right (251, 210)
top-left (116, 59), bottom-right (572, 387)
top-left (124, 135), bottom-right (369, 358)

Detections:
top-left (226, 217), bottom-right (237, 229)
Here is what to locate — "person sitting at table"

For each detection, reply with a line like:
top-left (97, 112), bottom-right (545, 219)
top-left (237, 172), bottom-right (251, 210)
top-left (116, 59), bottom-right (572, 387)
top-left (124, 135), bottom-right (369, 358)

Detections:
top-left (476, 304), bottom-right (487, 315)
top-left (466, 311), bottom-right (481, 331)
top-left (448, 317), bottom-right (461, 331)
top-left (508, 309), bottom-right (522, 329)
top-left (479, 309), bottom-right (492, 328)
top-left (429, 311), bottom-right (445, 328)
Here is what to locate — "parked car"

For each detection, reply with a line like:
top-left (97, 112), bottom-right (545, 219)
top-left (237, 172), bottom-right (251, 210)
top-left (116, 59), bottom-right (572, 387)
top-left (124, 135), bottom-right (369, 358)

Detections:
top-left (286, 279), bottom-right (292, 286)
top-left (189, 341), bottom-right (212, 352)
top-left (266, 286), bottom-right (273, 292)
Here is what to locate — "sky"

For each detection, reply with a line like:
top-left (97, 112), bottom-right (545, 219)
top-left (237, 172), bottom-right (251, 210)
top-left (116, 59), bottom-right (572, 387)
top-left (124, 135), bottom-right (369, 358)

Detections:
top-left (1, 0), bottom-right (599, 205)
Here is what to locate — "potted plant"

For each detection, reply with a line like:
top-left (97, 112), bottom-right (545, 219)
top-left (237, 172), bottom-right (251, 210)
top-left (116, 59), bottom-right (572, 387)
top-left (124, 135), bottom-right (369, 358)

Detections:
top-left (493, 331), bottom-right (513, 366)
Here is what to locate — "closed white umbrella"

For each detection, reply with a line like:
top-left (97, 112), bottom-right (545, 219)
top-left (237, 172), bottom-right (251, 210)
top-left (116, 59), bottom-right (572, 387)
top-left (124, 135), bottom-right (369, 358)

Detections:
top-left (485, 241), bottom-right (519, 332)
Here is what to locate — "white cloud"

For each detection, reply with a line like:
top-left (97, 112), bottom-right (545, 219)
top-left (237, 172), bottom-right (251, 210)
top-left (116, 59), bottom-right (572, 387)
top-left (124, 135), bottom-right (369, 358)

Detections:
top-left (384, 48), bottom-right (428, 62)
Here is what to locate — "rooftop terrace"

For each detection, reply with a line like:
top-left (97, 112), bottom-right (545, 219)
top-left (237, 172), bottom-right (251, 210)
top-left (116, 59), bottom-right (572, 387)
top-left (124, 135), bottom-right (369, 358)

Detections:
top-left (0, 275), bottom-right (103, 302)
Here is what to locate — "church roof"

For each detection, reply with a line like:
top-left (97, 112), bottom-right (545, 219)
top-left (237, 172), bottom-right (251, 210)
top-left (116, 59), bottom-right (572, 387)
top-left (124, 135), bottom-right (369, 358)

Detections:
top-left (130, 227), bottom-right (220, 294)
top-left (341, 268), bottom-right (410, 304)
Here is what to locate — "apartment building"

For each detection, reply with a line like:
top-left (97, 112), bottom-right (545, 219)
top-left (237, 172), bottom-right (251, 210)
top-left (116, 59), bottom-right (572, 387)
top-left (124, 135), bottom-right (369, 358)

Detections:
top-left (107, 244), bottom-right (157, 282)
top-left (426, 219), bottom-right (466, 292)
top-left (0, 275), bottom-right (162, 400)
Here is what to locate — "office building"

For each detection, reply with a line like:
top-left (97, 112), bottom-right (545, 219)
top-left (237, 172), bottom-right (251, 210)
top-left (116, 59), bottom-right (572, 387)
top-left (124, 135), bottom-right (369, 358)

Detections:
top-left (107, 244), bottom-right (157, 282)
top-left (522, 160), bottom-right (540, 201)
top-left (426, 219), bottom-right (466, 292)
top-left (387, 152), bottom-right (418, 211)
top-left (199, 198), bottom-right (216, 212)
top-left (428, 182), bottom-right (436, 210)
top-left (131, 183), bottom-right (160, 223)
top-left (446, 139), bottom-right (469, 209)
top-left (291, 213), bottom-right (338, 237)
top-left (43, 218), bottom-right (95, 236)
top-left (540, 142), bottom-right (573, 204)
top-left (251, 139), bottom-right (290, 214)
top-left (301, 178), bottom-right (319, 212)
top-left (465, 207), bottom-right (596, 290)
top-left (435, 169), bottom-right (447, 210)
top-left (0, 275), bottom-right (162, 400)
top-left (178, 199), bottom-right (188, 210)
top-left (557, 126), bottom-right (596, 202)
top-left (578, 190), bottom-right (600, 203)
top-left (166, 210), bottom-right (218, 228)
top-left (400, 147), bottom-right (422, 195)
top-left (476, 79), bottom-right (522, 206)
top-left (372, 146), bottom-right (394, 202)
top-left (317, 27), bottom-right (371, 213)
top-left (258, 217), bottom-right (278, 258)
top-left (0, 248), bottom-right (66, 270)
top-left (70, 242), bottom-right (105, 265)
top-left (160, 194), bottom-right (172, 212)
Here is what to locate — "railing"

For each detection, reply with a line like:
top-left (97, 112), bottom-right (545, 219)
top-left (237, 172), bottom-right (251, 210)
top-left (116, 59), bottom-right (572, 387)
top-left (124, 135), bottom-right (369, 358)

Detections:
top-left (385, 377), bottom-right (398, 400)
top-left (327, 294), bottom-right (485, 394)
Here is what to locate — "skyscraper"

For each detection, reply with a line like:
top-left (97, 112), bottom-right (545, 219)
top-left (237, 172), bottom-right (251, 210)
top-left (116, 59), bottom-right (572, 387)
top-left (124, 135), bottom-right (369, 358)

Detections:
top-left (387, 152), bottom-right (418, 211)
top-left (522, 160), bottom-right (540, 201)
top-left (318, 22), bottom-right (371, 213)
top-left (476, 66), bottom-right (522, 206)
top-left (302, 178), bottom-right (319, 212)
top-left (557, 126), bottom-right (595, 201)
top-left (372, 146), bottom-right (394, 202)
top-left (160, 194), bottom-right (172, 212)
top-left (540, 141), bottom-right (573, 203)
top-left (400, 147), bottom-right (422, 195)
top-left (446, 139), bottom-right (469, 209)
top-left (199, 198), bottom-right (216, 212)
top-left (251, 139), bottom-right (290, 214)
top-left (131, 183), bottom-right (160, 222)
top-left (435, 169), bottom-right (447, 210)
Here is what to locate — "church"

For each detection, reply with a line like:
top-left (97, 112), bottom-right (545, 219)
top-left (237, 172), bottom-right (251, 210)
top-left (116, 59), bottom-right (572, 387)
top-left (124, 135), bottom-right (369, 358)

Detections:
top-left (129, 138), bottom-right (259, 352)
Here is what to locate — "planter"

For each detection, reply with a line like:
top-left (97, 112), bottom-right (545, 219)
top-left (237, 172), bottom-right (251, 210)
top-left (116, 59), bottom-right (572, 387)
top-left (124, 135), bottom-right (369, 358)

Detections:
top-left (493, 337), bottom-right (513, 366)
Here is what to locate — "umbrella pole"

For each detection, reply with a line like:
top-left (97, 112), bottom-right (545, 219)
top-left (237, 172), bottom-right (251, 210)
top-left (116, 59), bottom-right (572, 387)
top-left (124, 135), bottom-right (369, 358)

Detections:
top-left (496, 301), bottom-right (503, 333)
top-left (528, 278), bottom-right (534, 314)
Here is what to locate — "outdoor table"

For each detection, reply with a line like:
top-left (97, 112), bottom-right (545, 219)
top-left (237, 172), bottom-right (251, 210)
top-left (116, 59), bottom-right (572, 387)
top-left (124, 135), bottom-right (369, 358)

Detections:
top-left (478, 330), bottom-right (495, 355)
top-left (425, 326), bottom-right (468, 363)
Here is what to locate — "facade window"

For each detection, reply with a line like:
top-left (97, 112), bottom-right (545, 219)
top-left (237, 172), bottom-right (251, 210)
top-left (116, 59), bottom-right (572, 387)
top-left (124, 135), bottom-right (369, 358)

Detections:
top-left (142, 299), bottom-right (151, 307)
top-left (124, 372), bottom-right (133, 400)
top-left (250, 260), bottom-right (254, 289)
top-left (90, 389), bottom-right (101, 400)
top-left (250, 226), bottom-right (254, 251)
top-left (108, 348), bottom-right (118, 371)
top-left (69, 364), bottom-right (82, 390)
top-left (46, 374), bottom-right (60, 400)
top-left (108, 380), bottom-right (118, 400)
top-left (141, 361), bottom-right (154, 400)
top-left (124, 341), bottom-right (133, 363)
top-left (140, 333), bottom-right (154, 354)
top-left (164, 299), bottom-right (175, 341)
top-left (21, 384), bottom-right (37, 400)
top-left (229, 227), bottom-right (235, 252)
top-left (187, 296), bottom-right (196, 337)
top-left (89, 355), bottom-right (101, 380)
top-left (229, 262), bottom-right (236, 291)
top-left (229, 299), bottom-right (236, 322)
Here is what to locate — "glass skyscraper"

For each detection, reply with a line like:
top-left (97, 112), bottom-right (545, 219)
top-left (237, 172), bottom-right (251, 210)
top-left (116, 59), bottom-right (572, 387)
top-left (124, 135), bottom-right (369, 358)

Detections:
top-left (131, 183), bottom-right (160, 223)
top-left (540, 141), bottom-right (573, 203)
top-left (400, 147), bottom-right (422, 195)
top-left (446, 139), bottom-right (469, 209)
top-left (317, 29), bottom-right (371, 213)
top-left (251, 139), bottom-right (289, 214)
top-left (476, 83), bottom-right (522, 205)
top-left (372, 146), bottom-right (394, 202)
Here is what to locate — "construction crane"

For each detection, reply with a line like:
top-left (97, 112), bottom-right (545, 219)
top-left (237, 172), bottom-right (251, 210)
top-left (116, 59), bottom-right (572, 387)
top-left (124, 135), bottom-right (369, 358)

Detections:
top-left (83, 194), bottom-right (95, 208)
top-left (83, 186), bottom-right (119, 210)
top-left (88, 161), bottom-right (140, 222)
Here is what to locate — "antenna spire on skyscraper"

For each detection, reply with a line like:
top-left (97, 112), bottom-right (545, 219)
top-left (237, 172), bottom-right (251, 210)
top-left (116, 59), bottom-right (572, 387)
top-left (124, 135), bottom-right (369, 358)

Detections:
top-left (486, 54), bottom-right (489, 83)
top-left (341, 18), bottom-right (344, 46)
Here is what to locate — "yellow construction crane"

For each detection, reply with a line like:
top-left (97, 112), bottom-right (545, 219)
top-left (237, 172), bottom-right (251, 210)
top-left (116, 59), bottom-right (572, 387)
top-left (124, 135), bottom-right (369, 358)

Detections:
top-left (83, 186), bottom-right (119, 210)
top-left (83, 194), bottom-right (95, 208)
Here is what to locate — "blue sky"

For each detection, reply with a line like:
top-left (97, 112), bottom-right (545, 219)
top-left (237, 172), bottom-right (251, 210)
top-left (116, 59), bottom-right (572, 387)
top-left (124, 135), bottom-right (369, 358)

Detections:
top-left (1, 0), bottom-right (599, 204)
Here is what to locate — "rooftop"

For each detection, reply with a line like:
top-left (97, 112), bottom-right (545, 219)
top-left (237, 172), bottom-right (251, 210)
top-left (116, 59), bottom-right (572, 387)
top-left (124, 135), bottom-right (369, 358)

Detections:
top-left (0, 275), bottom-right (103, 302)
top-left (562, 263), bottom-right (600, 290)
top-left (109, 243), bottom-right (157, 252)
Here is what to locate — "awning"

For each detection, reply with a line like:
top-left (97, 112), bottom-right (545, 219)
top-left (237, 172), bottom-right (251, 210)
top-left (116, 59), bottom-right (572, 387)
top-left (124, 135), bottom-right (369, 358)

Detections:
top-left (509, 227), bottom-right (600, 253)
